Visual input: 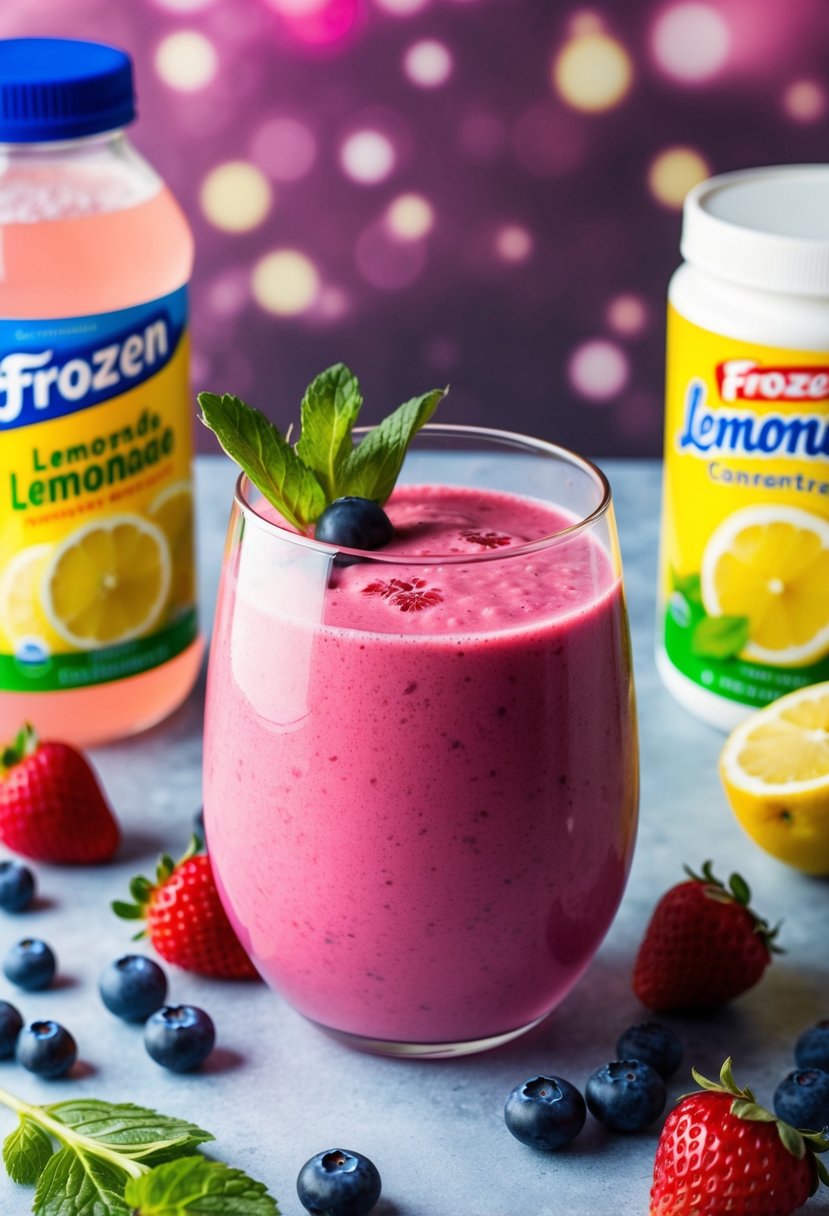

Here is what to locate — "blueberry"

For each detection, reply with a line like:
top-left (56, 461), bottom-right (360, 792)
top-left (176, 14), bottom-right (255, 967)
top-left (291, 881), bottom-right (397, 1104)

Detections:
top-left (297, 1148), bottom-right (382, 1216)
top-left (0, 1000), bottom-right (23, 1058)
top-left (615, 1021), bottom-right (683, 1079)
top-left (3, 938), bottom-right (56, 990)
top-left (99, 954), bottom-right (168, 1023)
top-left (504, 1075), bottom-right (586, 1150)
top-left (774, 1069), bottom-right (829, 1131)
top-left (795, 1021), bottom-right (829, 1072)
top-left (0, 860), bottom-right (36, 912)
top-left (144, 1005), bottom-right (215, 1072)
top-left (17, 1020), bottom-right (77, 1079)
top-left (585, 1060), bottom-right (667, 1132)
top-left (315, 498), bottom-right (394, 553)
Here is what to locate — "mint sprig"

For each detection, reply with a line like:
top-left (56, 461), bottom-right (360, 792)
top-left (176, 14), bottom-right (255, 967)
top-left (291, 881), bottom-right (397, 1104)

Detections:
top-left (0, 1086), bottom-right (279, 1216)
top-left (198, 363), bottom-right (447, 536)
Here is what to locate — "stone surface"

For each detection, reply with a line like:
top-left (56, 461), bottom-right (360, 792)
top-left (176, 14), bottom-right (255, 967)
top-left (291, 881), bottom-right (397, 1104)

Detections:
top-left (0, 457), bottom-right (827, 1216)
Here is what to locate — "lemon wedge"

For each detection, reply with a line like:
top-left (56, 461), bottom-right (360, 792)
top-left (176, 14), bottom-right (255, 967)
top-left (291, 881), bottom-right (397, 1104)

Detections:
top-left (149, 480), bottom-right (195, 610)
top-left (42, 515), bottom-right (171, 650)
top-left (720, 682), bottom-right (829, 874)
top-left (701, 504), bottom-right (829, 666)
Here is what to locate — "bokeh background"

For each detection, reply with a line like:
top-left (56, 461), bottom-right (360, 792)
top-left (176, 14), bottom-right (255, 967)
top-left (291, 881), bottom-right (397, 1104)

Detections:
top-left (3, 0), bottom-right (828, 455)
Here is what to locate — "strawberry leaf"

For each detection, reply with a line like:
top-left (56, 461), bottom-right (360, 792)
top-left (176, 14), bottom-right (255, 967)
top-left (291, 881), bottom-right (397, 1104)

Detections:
top-left (731, 1100), bottom-right (776, 1124)
top-left (775, 1120), bottom-right (807, 1159)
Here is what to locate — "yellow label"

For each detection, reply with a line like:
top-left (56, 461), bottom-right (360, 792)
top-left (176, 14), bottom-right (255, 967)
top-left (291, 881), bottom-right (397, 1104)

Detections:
top-left (0, 288), bottom-right (197, 691)
top-left (660, 305), bottom-right (829, 708)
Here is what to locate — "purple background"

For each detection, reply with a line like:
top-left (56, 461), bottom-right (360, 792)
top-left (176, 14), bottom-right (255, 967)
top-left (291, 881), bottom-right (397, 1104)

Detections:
top-left (3, 0), bottom-right (828, 455)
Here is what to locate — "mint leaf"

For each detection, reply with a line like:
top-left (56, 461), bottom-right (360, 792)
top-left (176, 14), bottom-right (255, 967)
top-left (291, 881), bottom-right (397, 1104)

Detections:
top-left (691, 614), bottom-right (750, 659)
top-left (338, 387), bottom-right (446, 503)
top-left (33, 1147), bottom-right (130, 1216)
top-left (3, 1117), bottom-right (53, 1184)
top-left (295, 364), bottom-right (363, 500)
top-left (198, 392), bottom-right (325, 534)
top-left (124, 1157), bottom-right (279, 1216)
top-left (45, 1100), bottom-right (212, 1164)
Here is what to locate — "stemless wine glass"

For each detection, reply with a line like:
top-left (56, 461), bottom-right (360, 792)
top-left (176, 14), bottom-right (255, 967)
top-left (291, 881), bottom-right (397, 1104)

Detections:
top-left (203, 425), bottom-right (639, 1058)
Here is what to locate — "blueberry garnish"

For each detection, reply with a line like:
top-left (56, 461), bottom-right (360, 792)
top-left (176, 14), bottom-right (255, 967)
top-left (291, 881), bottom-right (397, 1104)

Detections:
top-left (504, 1074), bottom-right (586, 1150)
top-left (296, 1148), bottom-right (382, 1216)
top-left (315, 497), bottom-right (394, 552)
top-left (99, 954), bottom-right (168, 1023)
top-left (615, 1021), bottom-right (683, 1079)
top-left (144, 1004), bottom-right (215, 1072)
top-left (585, 1059), bottom-right (667, 1132)
top-left (2, 937), bottom-right (56, 991)
top-left (17, 1020), bottom-right (77, 1078)
top-left (795, 1020), bottom-right (829, 1071)
top-left (0, 860), bottom-right (36, 912)
top-left (773, 1068), bottom-right (829, 1131)
top-left (0, 1000), bottom-right (23, 1058)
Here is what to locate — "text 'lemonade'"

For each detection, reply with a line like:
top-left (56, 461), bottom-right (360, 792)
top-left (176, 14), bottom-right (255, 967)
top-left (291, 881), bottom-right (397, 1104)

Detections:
top-left (659, 166), bottom-right (829, 730)
top-left (0, 38), bottom-right (201, 746)
top-left (203, 409), bottom-right (638, 1056)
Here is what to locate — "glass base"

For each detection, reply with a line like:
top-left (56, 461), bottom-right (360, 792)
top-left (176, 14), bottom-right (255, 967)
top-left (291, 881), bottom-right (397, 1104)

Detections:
top-left (309, 1013), bottom-right (547, 1059)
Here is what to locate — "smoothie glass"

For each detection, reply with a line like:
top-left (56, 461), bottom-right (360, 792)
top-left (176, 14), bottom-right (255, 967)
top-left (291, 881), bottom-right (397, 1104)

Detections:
top-left (204, 425), bottom-right (639, 1058)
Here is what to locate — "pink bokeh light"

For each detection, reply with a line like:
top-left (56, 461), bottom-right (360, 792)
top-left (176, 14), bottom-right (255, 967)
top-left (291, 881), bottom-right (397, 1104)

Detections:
top-left (265, 0), bottom-right (362, 46)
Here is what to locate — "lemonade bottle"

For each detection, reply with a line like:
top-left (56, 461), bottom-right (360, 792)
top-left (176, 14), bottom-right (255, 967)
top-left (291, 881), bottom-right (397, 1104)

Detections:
top-left (0, 37), bottom-right (202, 746)
top-left (658, 165), bottom-right (829, 731)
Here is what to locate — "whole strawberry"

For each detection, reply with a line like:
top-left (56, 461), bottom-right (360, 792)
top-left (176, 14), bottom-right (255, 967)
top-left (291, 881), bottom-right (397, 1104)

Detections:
top-left (632, 861), bottom-right (779, 1011)
top-left (0, 723), bottom-right (120, 864)
top-left (113, 843), bottom-right (258, 980)
top-left (651, 1058), bottom-right (828, 1216)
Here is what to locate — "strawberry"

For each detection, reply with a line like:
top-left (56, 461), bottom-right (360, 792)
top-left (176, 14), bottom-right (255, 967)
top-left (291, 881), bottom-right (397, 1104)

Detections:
top-left (0, 722), bottom-right (120, 864)
top-left (114, 842), bottom-right (259, 980)
top-left (632, 860), bottom-right (779, 1011)
top-left (650, 1058), bottom-right (829, 1216)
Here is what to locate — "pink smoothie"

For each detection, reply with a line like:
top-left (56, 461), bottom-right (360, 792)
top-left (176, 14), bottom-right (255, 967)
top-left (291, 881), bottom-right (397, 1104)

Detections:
top-left (204, 484), bottom-right (638, 1045)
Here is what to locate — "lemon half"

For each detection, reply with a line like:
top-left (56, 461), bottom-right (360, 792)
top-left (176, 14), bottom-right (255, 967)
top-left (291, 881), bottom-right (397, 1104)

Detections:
top-left (0, 544), bottom-right (64, 652)
top-left (701, 504), bottom-right (829, 666)
top-left (149, 481), bottom-right (195, 611)
top-left (42, 515), bottom-right (171, 650)
top-left (720, 681), bottom-right (829, 874)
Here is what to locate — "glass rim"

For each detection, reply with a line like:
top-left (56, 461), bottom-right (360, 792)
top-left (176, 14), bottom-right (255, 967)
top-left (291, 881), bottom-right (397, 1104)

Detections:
top-left (232, 423), bottom-right (613, 566)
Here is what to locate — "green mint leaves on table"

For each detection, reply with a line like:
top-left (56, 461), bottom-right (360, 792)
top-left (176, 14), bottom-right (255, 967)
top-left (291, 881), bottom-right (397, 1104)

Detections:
top-left (198, 362), bottom-right (447, 535)
top-left (0, 1087), bottom-right (279, 1216)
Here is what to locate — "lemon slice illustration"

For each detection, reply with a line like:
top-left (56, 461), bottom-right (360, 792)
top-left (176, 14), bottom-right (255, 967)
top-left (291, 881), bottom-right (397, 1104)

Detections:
top-left (149, 480), bottom-right (195, 610)
top-left (42, 515), bottom-right (171, 650)
top-left (0, 544), bottom-right (64, 651)
top-left (720, 681), bottom-right (829, 874)
top-left (700, 504), bottom-right (829, 666)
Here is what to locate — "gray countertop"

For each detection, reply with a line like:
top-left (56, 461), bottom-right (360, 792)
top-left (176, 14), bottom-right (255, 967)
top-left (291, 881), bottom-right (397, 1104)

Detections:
top-left (1, 456), bottom-right (827, 1216)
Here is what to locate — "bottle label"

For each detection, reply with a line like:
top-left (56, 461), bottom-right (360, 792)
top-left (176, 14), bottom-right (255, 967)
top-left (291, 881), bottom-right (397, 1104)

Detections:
top-left (0, 287), bottom-right (197, 693)
top-left (660, 306), bottom-right (829, 709)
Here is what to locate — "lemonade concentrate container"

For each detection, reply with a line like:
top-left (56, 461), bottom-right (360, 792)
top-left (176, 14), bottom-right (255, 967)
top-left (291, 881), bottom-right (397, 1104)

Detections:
top-left (0, 38), bottom-right (201, 745)
top-left (658, 165), bottom-right (829, 731)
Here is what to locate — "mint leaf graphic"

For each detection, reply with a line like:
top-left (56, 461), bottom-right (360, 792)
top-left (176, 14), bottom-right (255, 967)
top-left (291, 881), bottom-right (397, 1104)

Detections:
top-left (124, 1157), bottom-right (279, 1215)
top-left (44, 1100), bottom-right (211, 1165)
top-left (338, 387), bottom-right (446, 504)
top-left (295, 363), bottom-right (363, 500)
top-left (198, 392), bottom-right (326, 534)
top-left (691, 614), bottom-right (750, 659)
top-left (670, 567), bottom-right (703, 608)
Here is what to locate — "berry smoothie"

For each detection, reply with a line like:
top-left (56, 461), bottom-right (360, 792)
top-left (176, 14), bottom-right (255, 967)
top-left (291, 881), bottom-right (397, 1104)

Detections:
top-left (204, 483), bottom-right (638, 1048)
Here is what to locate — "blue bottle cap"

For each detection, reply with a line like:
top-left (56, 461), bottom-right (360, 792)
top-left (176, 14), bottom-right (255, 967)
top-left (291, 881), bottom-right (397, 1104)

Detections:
top-left (0, 37), bottom-right (135, 143)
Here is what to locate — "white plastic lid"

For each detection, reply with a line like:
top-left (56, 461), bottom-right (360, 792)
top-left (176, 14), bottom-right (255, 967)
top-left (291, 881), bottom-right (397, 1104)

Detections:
top-left (681, 164), bottom-right (829, 296)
